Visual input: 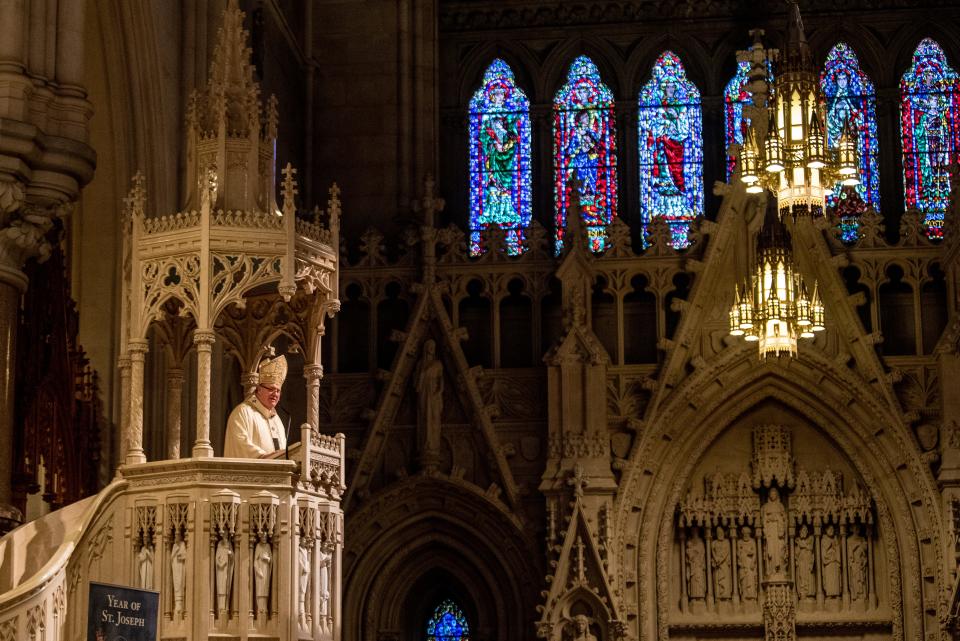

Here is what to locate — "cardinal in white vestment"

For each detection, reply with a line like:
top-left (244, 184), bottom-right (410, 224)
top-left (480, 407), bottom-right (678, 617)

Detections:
top-left (224, 355), bottom-right (289, 458)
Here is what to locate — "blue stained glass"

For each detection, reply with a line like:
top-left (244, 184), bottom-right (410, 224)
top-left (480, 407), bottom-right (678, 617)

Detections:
top-left (553, 55), bottom-right (618, 254)
top-left (821, 42), bottom-right (880, 242)
top-left (724, 60), bottom-right (752, 182)
top-left (469, 59), bottom-right (533, 255)
top-left (426, 599), bottom-right (470, 641)
top-left (900, 38), bottom-right (960, 240)
top-left (638, 51), bottom-right (703, 249)
top-left (724, 59), bottom-right (773, 182)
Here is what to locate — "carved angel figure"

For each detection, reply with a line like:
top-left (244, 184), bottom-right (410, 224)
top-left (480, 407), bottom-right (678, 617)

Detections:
top-left (318, 544), bottom-right (333, 619)
top-left (298, 540), bottom-right (311, 625)
top-left (711, 527), bottom-right (732, 599)
top-left (254, 533), bottom-right (273, 616)
top-left (215, 537), bottom-right (234, 614)
top-left (848, 529), bottom-right (868, 601)
top-left (171, 536), bottom-right (188, 617)
top-left (137, 542), bottom-right (154, 590)
top-left (685, 530), bottom-right (706, 599)
top-left (794, 525), bottom-right (816, 598)
top-left (736, 526), bottom-right (758, 599)
top-left (821, 524), bottom-right (841, 597)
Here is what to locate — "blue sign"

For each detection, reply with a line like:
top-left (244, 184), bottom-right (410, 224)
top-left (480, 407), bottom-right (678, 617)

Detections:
top-left (87, 582), bottom-right (159, 641)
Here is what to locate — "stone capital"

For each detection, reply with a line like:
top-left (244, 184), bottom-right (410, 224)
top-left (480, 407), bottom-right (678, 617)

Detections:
top-left (193, 328), bottom-right (217, 346)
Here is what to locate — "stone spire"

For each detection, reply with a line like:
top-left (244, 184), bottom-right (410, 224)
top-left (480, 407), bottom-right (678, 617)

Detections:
top-left (184, 0), bottom-right (277, 213)
top-left (782, 0), bottom-right (813, 73)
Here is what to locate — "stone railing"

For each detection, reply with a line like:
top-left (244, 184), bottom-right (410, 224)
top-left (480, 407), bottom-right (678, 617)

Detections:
top-left (0, 429), bottom-right (345, 641)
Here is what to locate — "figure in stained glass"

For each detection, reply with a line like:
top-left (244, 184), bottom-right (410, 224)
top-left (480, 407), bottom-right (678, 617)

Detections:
top-left (426, 599), bottom-right (470, 641)
top-left (553, 56), bottom-right (617, 253)
top-left (900, 38), bottom-right (960, 239)
top-left (638, 51), bottom-right (703, 248)
top-left (821, 42), bottom-right (880, 242)
top-left (724, 60), bottom-right (752, 181)
top-left (469, 59), bottom-right (532, 254)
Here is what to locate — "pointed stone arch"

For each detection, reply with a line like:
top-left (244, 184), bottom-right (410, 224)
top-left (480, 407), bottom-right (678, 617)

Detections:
top-left (616, 349), bottom-right (945, 641)
top-left (343, 477), bottom-right (541, 641)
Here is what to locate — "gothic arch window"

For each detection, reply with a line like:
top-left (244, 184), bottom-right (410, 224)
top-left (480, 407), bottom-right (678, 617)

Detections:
top-left (426, 599), bottom-right (470, 641)
top-left (821, 42), bottom-right (880, 242)
top-left (638, 51), bottom-right (703, 249)
top-left (900, 38), bottom-right (960, 239)
top-left (468, 59), bottom-right (533, 255)
top-left (724, 60), bottom-right (752, 181)
top-left (553, 55), bottom-right (618, 253)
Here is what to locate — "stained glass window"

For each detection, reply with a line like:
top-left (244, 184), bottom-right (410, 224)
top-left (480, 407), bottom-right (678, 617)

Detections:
top-left (469, 59), bottom-right (533, 255)
top-left (821, 42), bottom-right (880, 242)
top-left (426, 599), bottom-right (470, 641)
top-left (724, 60), bottom-right (752, 182)
top-left (724, 59), bottom-right (773, 182)
top-left (638, 51), bottom-right (703, 248)
top-left (900, 38), bottom-right (960, 240)
top-left (553, 55), bottom-right (618, 253)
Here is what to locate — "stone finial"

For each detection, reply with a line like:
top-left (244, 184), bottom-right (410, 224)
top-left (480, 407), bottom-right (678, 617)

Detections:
top-left (281, 164), bottom-right (298, 215)
top-left (123, 172), bottom-right (147, 223)
top-left (413, 174), bottom-right (445, 228)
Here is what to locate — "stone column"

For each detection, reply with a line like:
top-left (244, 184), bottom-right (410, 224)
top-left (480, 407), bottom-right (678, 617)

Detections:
top-left (304, 363), bottom-right (323, 431)
top-left (166, 367), bottom-right (185, 459)
top-left (126, 339), bottom-right (149, 465)
top-left (241, 371), bottom-right (258, 398)
top-left (117, 355), bottom-right (131, 471)
top-left (193, 329), bottom-right (216, 457)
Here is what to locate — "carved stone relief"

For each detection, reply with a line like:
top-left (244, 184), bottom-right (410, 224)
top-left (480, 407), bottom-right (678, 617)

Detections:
top-left (672, 423), bottom-right (883, 636)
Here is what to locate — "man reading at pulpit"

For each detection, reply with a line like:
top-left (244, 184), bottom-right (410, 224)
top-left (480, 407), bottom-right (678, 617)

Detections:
top-left (224, 355), bottom-right (288, 458)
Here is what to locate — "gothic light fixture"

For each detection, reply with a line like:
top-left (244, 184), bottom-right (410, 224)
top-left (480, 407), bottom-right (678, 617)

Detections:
top-left (729, 3), bottom-right (835, 358)
top-left (738, 2), bottom-right (860, 215)
top-left (729, 205), bottom-right (824, 357)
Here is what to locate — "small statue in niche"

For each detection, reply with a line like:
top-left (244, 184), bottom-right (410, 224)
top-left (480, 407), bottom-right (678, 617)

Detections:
top-left (848, 527), bottom-right (868, 601)
top-left (254, 531), bottom-right (273, 617)
top-left (821, 523), bottom-right (842, 597)
top-left (214, 536), bottom-right (235, 615)
top-left (298, 539), bottom-right (311, 626)
top-left (685, 529), bottom-right (707, 599)
top-left (136, 536), bottom-right (154, 590)
top-left (736, 526), bottom-right (757, 599)
top-left (565, 614), bottom-right (597, 641)
top-left (761, 487), bottom-right (788, 579)
top-left (711, 526), bottom-right (732, 599)
top-left (794, 524), bottom-right (816, 599)
top-left (171, 535), bottom-right (188, 617)
top-left (318, 543), bottom-right (333, 621)
top-left (415, 339), bottom-right (444, 473)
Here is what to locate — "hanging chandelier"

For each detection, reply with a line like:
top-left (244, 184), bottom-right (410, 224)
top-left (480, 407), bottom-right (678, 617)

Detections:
top-left (729, 3), bottom-right (838, 358)
top-left (737, 2), bottom-right (860, 217)
top-left (729, 206), bottom-right (824, 357)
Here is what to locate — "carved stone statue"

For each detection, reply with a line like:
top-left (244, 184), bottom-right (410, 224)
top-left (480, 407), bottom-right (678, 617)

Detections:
top-left (298, 540), bottom-right (311, 625)
top-left (566, 614), bottom-right (597, 641)
top-left (415, 339), bottom-right (444, 472)
top-left (318, 543), bottom-right (333, 619)
top-left (761, 487), bottom-right (787, 579)
top-left (848, 529), bottom-right (868, 601)
top-left (736, 526), bottom-right (757, 599)
top-left (821, 524), bottom-right (841, 597)
top-left (686, 530), bottom-right (706, 599)
top-left (794, 525), bottom-right (816, 598)
top-left (254, 532), bottom-right (273, 616)
top-left (215, 537), bottom-right (234, 614)
top-left (171, 536), bottom-right (187, 617)
top-left (137, 541), bottom-right (154, 590)
top-left (711, 527), bottom-right (732, 599)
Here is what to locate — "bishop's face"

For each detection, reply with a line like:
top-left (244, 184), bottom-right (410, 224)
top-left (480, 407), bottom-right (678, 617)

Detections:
top-left (256, 383), bottom-right (282, 411)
